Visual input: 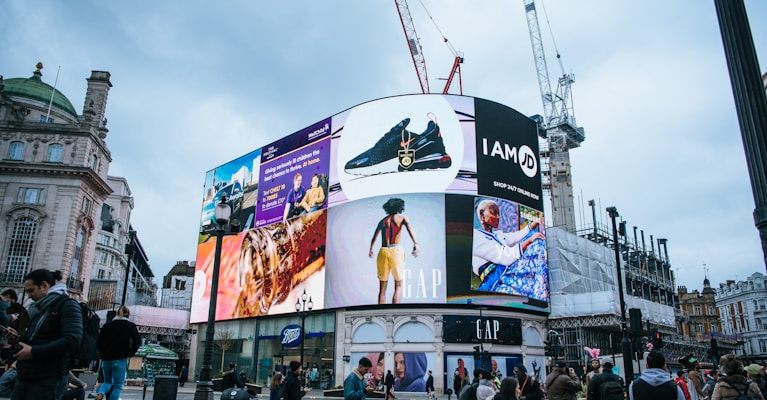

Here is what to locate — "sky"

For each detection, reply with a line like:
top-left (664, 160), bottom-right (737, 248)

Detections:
top-left (2, 0), bottom-right (766, 296)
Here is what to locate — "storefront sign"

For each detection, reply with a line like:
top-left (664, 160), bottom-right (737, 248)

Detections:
top-left (442, 315), bottom-right (522, 345)
top-left (281, 324), bottom-right (303, 347)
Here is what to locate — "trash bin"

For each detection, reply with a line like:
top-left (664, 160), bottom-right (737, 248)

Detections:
top-left (153, 375), bottom-right (178, 400)
top-left (221, 387), bottom-right (257, 399)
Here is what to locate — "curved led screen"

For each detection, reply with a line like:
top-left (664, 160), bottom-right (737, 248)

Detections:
top-left (190, 94), bottom-right (548, 323)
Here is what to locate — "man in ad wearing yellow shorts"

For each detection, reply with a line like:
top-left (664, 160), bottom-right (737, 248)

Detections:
top-left (369, 198), bottom-right (419, 304)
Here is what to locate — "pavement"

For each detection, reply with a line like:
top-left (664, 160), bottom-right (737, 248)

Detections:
top-left (112, 384), bottom-right (440, 400)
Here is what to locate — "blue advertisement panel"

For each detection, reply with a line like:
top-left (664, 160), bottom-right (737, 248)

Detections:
top-left (199, 149), bottom-right (260, 232)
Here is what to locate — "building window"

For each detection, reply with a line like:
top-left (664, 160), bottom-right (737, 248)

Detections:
top-left (759, 300), bottom-right (766, 311)
top-left (8, 141), bottom-right (24, 160)
top-left (16, 188), bottom-right (46, 205)
top-left (98, 252), bottom-right (108, 265)
top-left (90, 154), bottom-right (98, 170)
top-left (82, 198), bottom-right (91, 214)
top-left (97, 269), bottom-right (105, 279)
top-left (694, 305), bottom-right (701, 315)
top-left (758, 319), bottom-right (764, 330)
top-left (4, 217), bottom-right (38, 283)
top-left (695, 323), bottom-right (703, 334)
top-left (175, 278), bottom-right (186, 290)
top-left (71, 227), bottom-right (85, 281)
top-left (711, 325), bottom-right (719, 333)
top-left (708, 305), bottom-right (715, 315)
top-left (47, 143), bottom-right (63, 162)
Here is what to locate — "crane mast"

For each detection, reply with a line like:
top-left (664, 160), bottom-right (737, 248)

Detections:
top-left (523, 0), bottom-right (585, 233)
top-left (395, 0), bottom-right (430, 94)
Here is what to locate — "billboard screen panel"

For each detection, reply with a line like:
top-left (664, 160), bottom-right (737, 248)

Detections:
top-left (191, 94), bottom-right (548, 323)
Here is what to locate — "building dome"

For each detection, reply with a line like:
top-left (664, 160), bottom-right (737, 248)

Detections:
top-left (3, 64), bottom-right (77, 119)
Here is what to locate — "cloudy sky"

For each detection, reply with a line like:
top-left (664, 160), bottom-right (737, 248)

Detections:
top-left (3, 1), bottom-right (766, 294)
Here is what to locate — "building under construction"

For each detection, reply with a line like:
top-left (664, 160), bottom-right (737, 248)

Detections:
top-left (545, 216), bottom-right (727, 375)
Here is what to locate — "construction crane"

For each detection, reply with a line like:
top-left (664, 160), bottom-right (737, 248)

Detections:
top-left (395, 0), bottom-right (464, 95)
top-left (523, 0), bottom-right (585, 233)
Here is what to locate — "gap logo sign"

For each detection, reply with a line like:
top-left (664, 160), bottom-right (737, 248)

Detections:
top-left (281, 324), bottom-right (303, 348)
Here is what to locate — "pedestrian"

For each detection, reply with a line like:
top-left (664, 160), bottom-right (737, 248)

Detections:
top-left (586, 357), bottom-right (624, 400)
top-left (675, 371), bottom-right (691, 400)
top-left (515, 365), bottom-right (543, 400)
top-left (686, 359), bottom-right (706, 400)
top-left (711, 354), bottom-right (764, 400)
top-left (285, 361), bottom-right (310, 400)
top-left (270, 372), bottom-right (285, 400)
top-left (494, 377), bottom-right (519, 400)
top-left (1, 289), bottom-right (29, 337)
top-left (545, 360), bottom-right (581, 400)
top-left (745, 363), bottom-right (767, 400)
top-left (703, 370), bottom-right (718, 399)
top-left (222, 362), bottom-right (244, 390)
top-left (477, 370), bottom-right (499, 400)
top-left (95, 305), bottom-right (141, 400)
top-left (62, 370), bottom-right (87, 400)
top-left (427, 370), bottom-right (436, 399)
top-left (344, 357), bottom-right (376, 400)
top-left (9, 269), bottom-right (83, 400)
top-left (455, 359), bottom-right (467, 398)
top-left (178, 365), bottom-right (188, 387)
top-left (628, 351), bottom-right (684, 400)
top-left (386, 370), bottom-right (396, 399)
top-left (460, 368), bottom-right (485, 400)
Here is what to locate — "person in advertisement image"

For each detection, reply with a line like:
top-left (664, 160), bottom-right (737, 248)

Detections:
top-left (297, 174), bottom-right (326, 215)
top-left (369, 197), bottom-right (419, 304)
top-left (394, 352), bottom-right (427, 392)
top-left (471, 196), bottom-right (548, 302)
top-left (283, 173), bottom-right (306, 220)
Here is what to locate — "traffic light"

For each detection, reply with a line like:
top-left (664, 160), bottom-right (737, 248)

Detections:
top-left (651, 330), bottom-right (663, 350)
top-left (544, 340), bottom-right (551, 356)
top-left (708, 339), bottom-right (719, 360)
top-left (473, 346), bottom-right (481, 361)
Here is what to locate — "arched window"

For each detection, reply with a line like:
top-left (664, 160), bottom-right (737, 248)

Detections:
top-left (8, 141), bottom-right (24, 160)
top-left (90, 154), bottom-right (98, 170)
top-left (5, 217), bottom-right (38, 283)
top-left (47, 143), bottom-right (63, 162)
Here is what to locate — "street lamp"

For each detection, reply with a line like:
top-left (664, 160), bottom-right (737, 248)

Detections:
top-left (121, 229), bottom-right (136, 306)
top-left (295, 289), bottom-right (313, 379)
top-left (195, 196), bottom-right (239, 400)
top-left (606, 206), bottom-right (634, 383)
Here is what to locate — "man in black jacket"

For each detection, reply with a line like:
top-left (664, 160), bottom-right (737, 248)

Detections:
top-left (9, 269), bottom-right (83, 399)
top-left (516, 365), bottom-right (543, 400)
top-left (95, 306), bottom-right (141, 400)
top-left (284, 361), bottom-right (310, 400)
top-left (587, 357), bottom-right (625, 400)
top-left (222, 362), bottom-right (244, 391)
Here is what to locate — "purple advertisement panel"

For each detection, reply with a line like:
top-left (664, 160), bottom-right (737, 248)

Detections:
top-left (255, 118), bottom-right (331, 228)
top-left (325, 193), bottom-right (446, 307)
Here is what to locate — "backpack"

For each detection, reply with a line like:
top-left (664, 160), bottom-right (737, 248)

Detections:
top-left (599, 374), bottom-right (625, 400)
top-left (734, 383), bottom-right (758, 400)
top-left (55, 298), bottom-right (101, 368)
top-left (459, 381), bottom-right (479, 400)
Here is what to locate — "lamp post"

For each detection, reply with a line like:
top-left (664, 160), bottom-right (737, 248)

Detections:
top-left (121, 229), bottom-right (136, 306)
top-left (195, 196), bottom-right (234, 400)
top-left (295, 289), bottom-right (313, 379)
top-left (606, 206), bottom-right (634, 383)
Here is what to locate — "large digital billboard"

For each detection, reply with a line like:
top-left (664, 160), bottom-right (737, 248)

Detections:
top-left (191, 94), bottom-right (548, 323)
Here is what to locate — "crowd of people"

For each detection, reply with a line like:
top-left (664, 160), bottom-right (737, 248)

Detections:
top-left (0, 268), bottom-right (142, 400)
top-left (337, 352), bottom-right (766, 400)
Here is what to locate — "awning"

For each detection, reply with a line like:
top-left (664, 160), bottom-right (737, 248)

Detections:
top-left (134, 343), bottom-right (179, 360)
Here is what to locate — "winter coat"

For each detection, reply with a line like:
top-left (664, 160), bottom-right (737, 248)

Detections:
top-left (97, 317), bottom-right (141, 360)
top-left (283, 371), bottom-right (304, 400)
top-left (711, 375), bottom-right (764, 400)
top-left (345, 367), bottom-right (368, 400)
top-left (628, 368), bottom-right (685, 400)
top-left (545, 369), bottom-right (582, 400)
top-left (16, 293), bottom-right (82, 381)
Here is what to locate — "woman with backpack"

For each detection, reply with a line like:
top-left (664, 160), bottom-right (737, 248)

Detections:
top-left (711, 354), bottom-right (764, 400)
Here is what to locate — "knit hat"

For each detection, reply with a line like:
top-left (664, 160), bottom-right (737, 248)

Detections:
top-left (745, 364), bottom-right (764, 376)
top-left (290, 361), bottom-right (301, 372)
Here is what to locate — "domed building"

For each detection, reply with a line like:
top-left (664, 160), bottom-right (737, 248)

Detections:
top-left (0, 63), bottom-right (131, 303)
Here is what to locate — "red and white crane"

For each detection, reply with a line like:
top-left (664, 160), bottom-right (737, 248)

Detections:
top-left (394, 0), bottom-right (463, 95)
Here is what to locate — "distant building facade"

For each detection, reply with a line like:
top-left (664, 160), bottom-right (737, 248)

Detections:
top-left (161, 260), bottom-right (195, 310)
top-left (715, 272), bottom-right (767, 362)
